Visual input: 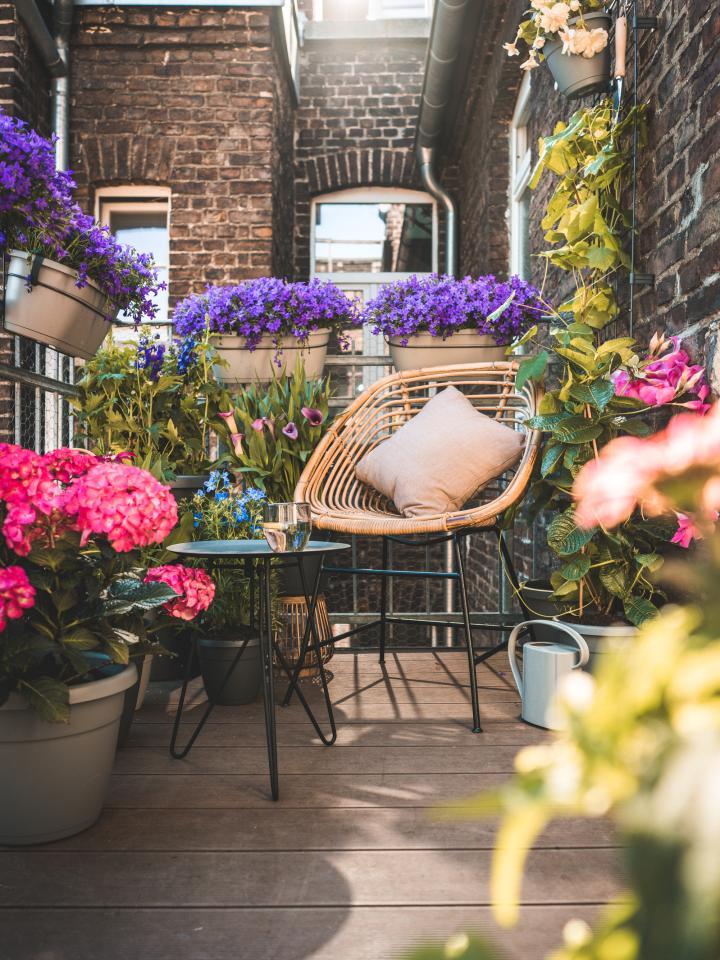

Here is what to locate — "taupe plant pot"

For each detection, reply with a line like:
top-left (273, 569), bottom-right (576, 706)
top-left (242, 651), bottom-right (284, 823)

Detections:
top-left (518, 579), bottom-right (637, 671)
top-left (214, 328), bottom-right (330, 386)
top-left (388, 331), bottom-right (507, 372)
top-left (4, 249), bottom-right (113, 360)
top-left (0, 663), bottom-right (137, 845)
top-left (543, 13), bottom-right (612, 100)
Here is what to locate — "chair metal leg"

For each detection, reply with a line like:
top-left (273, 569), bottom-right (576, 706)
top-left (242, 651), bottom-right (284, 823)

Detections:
top-left (379, 536), bottom-right (389, 664)
top-left (259, 559), bottom-right (279, 801)
top-left (453, 533), bottom-right (483, 734)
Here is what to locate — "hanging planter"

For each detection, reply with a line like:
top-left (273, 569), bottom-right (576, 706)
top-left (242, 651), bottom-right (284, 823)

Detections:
top-left (4, 250), bottom-right (113, 360)
top-left (215, 327), bottom-right (331, 385)
top-left (172, 278), bottom-right (359, 389)
top-left (361, 274), bottom-right (543, 373)
top-left (543, 12), bottom-right (612, 99)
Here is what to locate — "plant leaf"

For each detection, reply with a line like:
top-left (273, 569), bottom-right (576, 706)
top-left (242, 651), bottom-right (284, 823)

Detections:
top-left (547, 510), bottom-right (595, 557)
top-left (516, 352), bottom-right (549, 392)
top-left (624, 596), bottom-right (658, 627)
top-left (19, 676), bottom-right (70, 723)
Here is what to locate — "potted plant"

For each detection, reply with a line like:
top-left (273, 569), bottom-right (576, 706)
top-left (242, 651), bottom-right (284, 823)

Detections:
top-left (360, 273), bottom-right (543, 372)
top-left (216, 360), bottom-right (332, 597)
top-left (172, 277), bottom-right (359, 385)
top-left (505, 1), bottom-right (612, 99)
top-left (0, 445), bottom-right (183, 844)
top-left (74, 328), bottom-right (231, 490)
top-left (516, 327), bottom-right (710, 663)
top-left (1, 110), bottom-right (164, 359)
top-left (174, 472), bottom-right (268, 705)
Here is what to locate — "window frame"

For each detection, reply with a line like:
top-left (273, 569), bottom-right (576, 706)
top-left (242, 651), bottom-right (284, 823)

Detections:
top-left (509, 74), bottom-right (533, 280)
top-left (310, 186), bottom-right (438, 282)
top-left (94, 186), bottom-right (172, 330)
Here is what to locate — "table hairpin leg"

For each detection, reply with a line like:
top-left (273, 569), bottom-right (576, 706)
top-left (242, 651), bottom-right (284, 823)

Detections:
top-left (278, 553), bottom-right (337, 746)
top-left (259, 557), bottom-right (280, 800)
top-left (170, 557), bottom-right (256, 761)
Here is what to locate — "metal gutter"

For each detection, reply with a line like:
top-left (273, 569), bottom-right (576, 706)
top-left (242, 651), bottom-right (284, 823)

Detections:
top-left (52, 0), bottom-right (75, 170)
top-left (416, 0), bottom-right (470, 278)
top-left (13, 0), bottom-right (66, 77)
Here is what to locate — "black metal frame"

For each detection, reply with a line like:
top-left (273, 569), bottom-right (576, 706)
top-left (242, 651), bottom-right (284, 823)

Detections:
top-left (298, 522), bottom-right (533, 734)
top-left (169, 553), bottom-right (337, 801)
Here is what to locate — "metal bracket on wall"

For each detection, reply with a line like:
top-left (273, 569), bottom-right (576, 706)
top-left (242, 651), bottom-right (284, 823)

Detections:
top-left (629, 272), bottom-right (655, 287)
top-left (634, 16), bottom-right (658, 30)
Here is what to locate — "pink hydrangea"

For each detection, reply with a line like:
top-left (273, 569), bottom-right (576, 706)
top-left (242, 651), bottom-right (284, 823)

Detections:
top-left (43, 448), bottom-right (100, 484)
top-left (2, 504), bottom-right (40, 557)
top-left (612, 333), bottom-right (711, 413)
top-left (0, 565), bottom-right (36, 632)
top-left (62, 461), bottom-right (178, 552)
top-left (144, 564), bottom-right (216, 621)
top-left (0, 443), bottom-right (57, 514)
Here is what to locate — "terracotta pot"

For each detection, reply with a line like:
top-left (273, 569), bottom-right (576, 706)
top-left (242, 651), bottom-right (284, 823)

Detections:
top-left (518, 579), bottom-right (637, 671)
top-left (0, 664), bottom-right (136, 845)
top-left (543, 13), bottom-right (612, 100)
top-left (387, 331), bottom-right (508, 372)
top-left (4, 249), bottom-right (113, 359)
top-left (214, 328), bottom-right (330, 386)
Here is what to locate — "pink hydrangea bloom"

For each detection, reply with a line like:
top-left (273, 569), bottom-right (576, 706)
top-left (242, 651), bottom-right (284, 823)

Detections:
top-left (43, 448), bottom-right (100, 484)
top-left (574, 403), bottom-right (720, 535)
top-left (0, 565), bottom-right (36, 632)
top-left (0, 443), bottom-right (57, 514)
top-left (62, 462), bottom-right (178, 552)
top-left (2, 504), bottom-right (40, 557)
top-left (144, 564), bottom-right (215, 621)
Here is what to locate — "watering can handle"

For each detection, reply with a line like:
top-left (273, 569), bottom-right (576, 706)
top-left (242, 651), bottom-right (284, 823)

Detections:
top-left (507, 621), bottom-right (590, 694)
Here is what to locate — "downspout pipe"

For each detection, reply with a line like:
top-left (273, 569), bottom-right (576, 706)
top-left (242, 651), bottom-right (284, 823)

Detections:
top-left (52, 0), bottom-right (75, 171)
top-left (415, 0), bottom-right (470, 278)
top-left (13, 0), bottom-right (66, 78)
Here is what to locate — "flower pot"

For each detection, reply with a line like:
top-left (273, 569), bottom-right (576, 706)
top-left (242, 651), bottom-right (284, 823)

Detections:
top-left (518, 579), bottom-right (637, 670)
top-left (387, 331), bottom-right (507, 372)
top-left (4, 249), bottom-right (113, 360)
top-left (543, 13), bottom-right (612, 100)
top-left (0, 663), bottom-right (137, 845)
top-left (198, 627), bottom-right (262, 705)
top-left (168, 475), bottom-right (208, 504)
top-left (214, 328), bottom-right (331, 386)
top-left (277, 552), bottom-right (324, 598)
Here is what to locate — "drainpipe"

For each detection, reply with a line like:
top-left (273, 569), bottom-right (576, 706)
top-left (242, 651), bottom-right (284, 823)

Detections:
top-left (415, 0), bottom-right (470, 636)
top-left (52, 0), bottom-right (75, 171)
top-left (13, 0), bottom-right (66, 78)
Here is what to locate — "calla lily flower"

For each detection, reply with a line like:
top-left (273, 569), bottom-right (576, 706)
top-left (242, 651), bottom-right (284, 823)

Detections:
top-left (263, 418), bottom-right (276, 437)
top-left (231, 432), bottom-right (244, 456)
top-left (301, 406), bottom-right (325, 427)
top-left (251, 418), bottom-right (264, 432)
top-left (218, 411), bottom-right (233, 419)
top-left (282, 422), bottom-right (299, 440)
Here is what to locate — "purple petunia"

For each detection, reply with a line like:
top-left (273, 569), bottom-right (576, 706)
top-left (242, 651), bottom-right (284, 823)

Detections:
top-left (361, 274), bottom-right (545, 347)
top-left (172, 278), bottom-right (361, 353)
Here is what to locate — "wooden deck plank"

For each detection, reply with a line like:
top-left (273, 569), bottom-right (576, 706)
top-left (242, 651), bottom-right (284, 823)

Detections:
top-left (26, 807), bottom-right (616, 853)
top-left (0, 905), bottom-right (603, 960)
top-left (0, 849), bottom-right (621, 907)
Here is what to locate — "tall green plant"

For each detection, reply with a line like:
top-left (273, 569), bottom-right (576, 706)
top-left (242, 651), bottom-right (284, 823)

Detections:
top-left (73, 330), bottom-right (230, 481)
top-left (218, 359), bottom-right (332, 503)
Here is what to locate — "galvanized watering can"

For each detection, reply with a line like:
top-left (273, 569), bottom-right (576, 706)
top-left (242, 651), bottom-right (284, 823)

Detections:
top-left (508, 620), bottom-right (590, 730)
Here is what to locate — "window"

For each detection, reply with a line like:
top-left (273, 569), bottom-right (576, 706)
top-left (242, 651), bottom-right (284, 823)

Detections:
top-left (314, 0), bottom-right (431, 19)
top-left (509, 74), bottom-right (532, 280)
top-left (96, 186), bottom-right (171, 333)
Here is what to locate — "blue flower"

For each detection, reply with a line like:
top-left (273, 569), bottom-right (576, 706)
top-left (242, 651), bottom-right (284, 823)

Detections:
top-left (233, 505), bottom-right (249, 523)
top-left (214, 490), bottom-right (229, 502)
top-left (245, 487), bottom-right (266, 502)
top-left (204, 470), bottom-right (220, 492)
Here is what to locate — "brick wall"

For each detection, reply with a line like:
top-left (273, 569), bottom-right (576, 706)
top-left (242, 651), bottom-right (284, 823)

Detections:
top-left (293, 24), bottom-right (428, 279)
top-left (69, 6), bottom-right (295, 305)
top-left (439, 0), bottom-right (720, 607)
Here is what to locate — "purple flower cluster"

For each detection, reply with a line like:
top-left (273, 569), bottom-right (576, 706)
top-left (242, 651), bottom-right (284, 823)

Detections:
top-left (362, 274), bottom-right (544, 346)
top-left (136, 333), bottom-right (166, 382)
top-left (172, 278), bottom-right (360, 351)
top-left (0, 109), bottom-right (163, 323)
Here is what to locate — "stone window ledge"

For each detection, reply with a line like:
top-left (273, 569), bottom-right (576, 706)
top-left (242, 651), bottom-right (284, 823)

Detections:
top-left (304, 18), bottom-right (430, 41)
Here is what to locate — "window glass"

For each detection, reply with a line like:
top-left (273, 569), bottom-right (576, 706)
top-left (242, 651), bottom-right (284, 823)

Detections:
top-left (314, 202), bottom-right (433, 274)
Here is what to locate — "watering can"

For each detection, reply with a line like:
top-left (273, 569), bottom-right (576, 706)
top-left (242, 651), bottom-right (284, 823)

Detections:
top-left (508, 620), bottom-right (589, 730)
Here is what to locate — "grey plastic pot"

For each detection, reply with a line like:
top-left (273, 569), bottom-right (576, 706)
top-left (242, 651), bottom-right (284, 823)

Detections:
top-left (198, 627), bottom-right (262, 705)
top-left (518, 579), bottom-right (636, 670)
top-left (278, 552), bottom-right (324, 598)
top-left (168, 476), bottom-right (208, 504)
top-left (543, 13), bottom-right (612, 100)
top-left (0, 663), bottom-right (137, 845)
top-left (4, 249), bottom-right (113, 360)
top-left (388, 331), bottom-right (507, 372)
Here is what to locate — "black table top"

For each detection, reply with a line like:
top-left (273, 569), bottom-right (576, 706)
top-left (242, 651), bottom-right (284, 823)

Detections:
top-left (168, 539), bottom-right (351, 559)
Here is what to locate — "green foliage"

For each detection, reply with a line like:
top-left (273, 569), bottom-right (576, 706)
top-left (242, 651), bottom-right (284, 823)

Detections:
top-left (218, 358), bottom-right (332, 503)
top-left (73, 329), bottom-right (231, 482)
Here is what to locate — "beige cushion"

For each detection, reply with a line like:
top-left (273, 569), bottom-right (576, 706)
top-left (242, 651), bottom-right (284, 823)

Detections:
top-left (355, 385), bottom-right (524, 518)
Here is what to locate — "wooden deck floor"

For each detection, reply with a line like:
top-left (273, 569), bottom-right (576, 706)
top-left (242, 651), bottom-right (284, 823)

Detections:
top-left (1, 651), bottom-right (620, 960)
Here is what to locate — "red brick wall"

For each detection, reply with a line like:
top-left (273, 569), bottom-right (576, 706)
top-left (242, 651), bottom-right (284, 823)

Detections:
top-left (441, 0), bottom-right (720, 607)
top-left (293, 28), bottom-right (428, 279)
top-left (69, 6), bottom-right (295, 304)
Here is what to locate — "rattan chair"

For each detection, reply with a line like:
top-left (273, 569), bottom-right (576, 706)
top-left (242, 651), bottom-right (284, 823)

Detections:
top-left (294, 360), bottom-right (543, 732)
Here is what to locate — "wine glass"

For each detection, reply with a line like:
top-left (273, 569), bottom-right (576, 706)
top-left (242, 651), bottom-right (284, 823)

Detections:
top-left (262, 502), bottom-right (312, 553)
